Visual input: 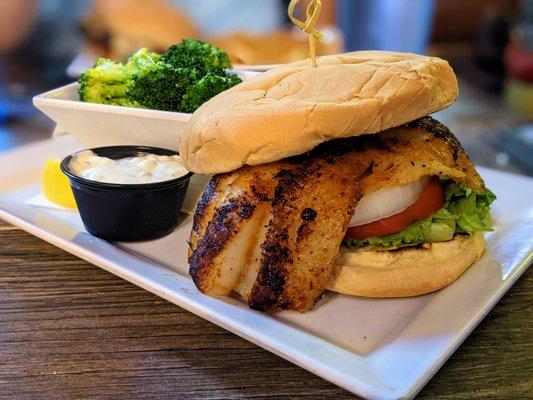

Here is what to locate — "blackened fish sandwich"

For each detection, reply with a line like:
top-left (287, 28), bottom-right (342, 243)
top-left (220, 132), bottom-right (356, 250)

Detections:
top-left (179, 51), bottom-right (495, 312)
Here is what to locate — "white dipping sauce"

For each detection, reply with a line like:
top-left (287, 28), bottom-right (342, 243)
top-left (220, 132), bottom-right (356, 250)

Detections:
top-left (69, 150), bottom-right (189, 184)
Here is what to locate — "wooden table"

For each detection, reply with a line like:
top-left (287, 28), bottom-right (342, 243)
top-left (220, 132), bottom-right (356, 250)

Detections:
top-left (0, 219), bottom-right (530, 399)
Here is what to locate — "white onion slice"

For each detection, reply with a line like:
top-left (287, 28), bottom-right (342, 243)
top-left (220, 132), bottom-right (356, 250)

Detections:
top-left (349, 176), bottom-right (430, 227)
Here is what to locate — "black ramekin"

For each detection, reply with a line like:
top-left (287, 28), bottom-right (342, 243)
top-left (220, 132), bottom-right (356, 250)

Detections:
top-left (60, 145), bottom-right (193, 242)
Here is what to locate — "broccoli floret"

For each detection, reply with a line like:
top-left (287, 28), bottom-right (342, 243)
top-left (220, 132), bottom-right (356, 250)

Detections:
top-left (180, 72), bottom-right (242, 113)
top-left (78, 58), bottom-right (134, 106)
top-left (124, 48), bottom-right (161, 73)
top-left (128, 63), bottom-right (201, 112)
top-left (161, 39), bottom-right (232, 72)
top-left (78, 49), bottom-right (161, 107)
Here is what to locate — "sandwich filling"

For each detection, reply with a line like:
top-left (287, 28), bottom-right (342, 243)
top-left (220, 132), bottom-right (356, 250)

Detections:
top-left (344, 176), bottom-right (495, 251)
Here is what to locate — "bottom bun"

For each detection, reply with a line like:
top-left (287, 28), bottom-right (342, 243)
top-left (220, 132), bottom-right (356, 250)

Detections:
top-left (327, 233), bottom-right (485, 298)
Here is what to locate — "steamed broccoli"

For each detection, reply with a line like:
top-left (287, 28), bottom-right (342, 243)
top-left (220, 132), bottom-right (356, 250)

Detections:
top-left (78, 49), bottom-right (160, 106)
top-left (78, 41), bottom-right (240, 112)
top-left (78, 58), bottom-right (132, 105)
top-left (125, 48), bottom-right (161, 73)
top-left (161, 39), bottom-right (232, 72)
top-left (128, 63), bottom-right (200, 112)
top-left (180, 72), bottom-right (242, 113)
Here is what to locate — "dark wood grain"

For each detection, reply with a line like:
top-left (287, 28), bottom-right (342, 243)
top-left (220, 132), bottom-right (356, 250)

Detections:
top-left (0, 219), bottom-right (531, 399)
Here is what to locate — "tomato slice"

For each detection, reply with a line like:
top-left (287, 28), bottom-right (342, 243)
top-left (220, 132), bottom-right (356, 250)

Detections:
top-left (346, 177), bottom-right (445, 240)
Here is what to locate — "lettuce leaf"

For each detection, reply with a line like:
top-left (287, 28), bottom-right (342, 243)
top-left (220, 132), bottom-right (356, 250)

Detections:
top-left (343, 180), bottom-right (496, 251)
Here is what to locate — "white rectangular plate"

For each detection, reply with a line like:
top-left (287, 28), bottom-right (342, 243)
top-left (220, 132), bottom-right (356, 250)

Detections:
top-left (1, 136), bottom-right (531, 400)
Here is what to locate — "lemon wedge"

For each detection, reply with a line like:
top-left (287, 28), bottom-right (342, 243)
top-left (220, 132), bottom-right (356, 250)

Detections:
top-left (42, 159), bottom-right (77, 209)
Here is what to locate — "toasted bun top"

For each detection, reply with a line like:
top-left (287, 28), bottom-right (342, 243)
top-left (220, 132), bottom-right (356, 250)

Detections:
top-left (180, 51), bottom-right (458, 174)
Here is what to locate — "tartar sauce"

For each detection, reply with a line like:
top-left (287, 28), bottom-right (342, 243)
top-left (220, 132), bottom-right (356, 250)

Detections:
top-left (69, 150), bottom-right (189, 184)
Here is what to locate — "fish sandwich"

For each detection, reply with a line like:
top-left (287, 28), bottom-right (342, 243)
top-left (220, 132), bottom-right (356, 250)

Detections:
top-left (179, 51), bottom-right (496, 312)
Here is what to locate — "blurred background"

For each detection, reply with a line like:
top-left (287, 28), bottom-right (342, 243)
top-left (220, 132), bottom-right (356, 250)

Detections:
top-left (0, 0), bottom-right (532, 175)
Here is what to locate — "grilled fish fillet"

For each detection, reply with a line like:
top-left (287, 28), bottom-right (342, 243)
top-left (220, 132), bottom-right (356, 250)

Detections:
top-left (189, 153), bottom-right (365, 309)
top-left (188, 117), bottom-right (485, 312)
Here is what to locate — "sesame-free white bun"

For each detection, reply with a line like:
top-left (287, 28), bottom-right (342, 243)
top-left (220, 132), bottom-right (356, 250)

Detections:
top-left (327, 233), bottom-right (485, 298)
top-left (180, 51), bottom-right (458, 174)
